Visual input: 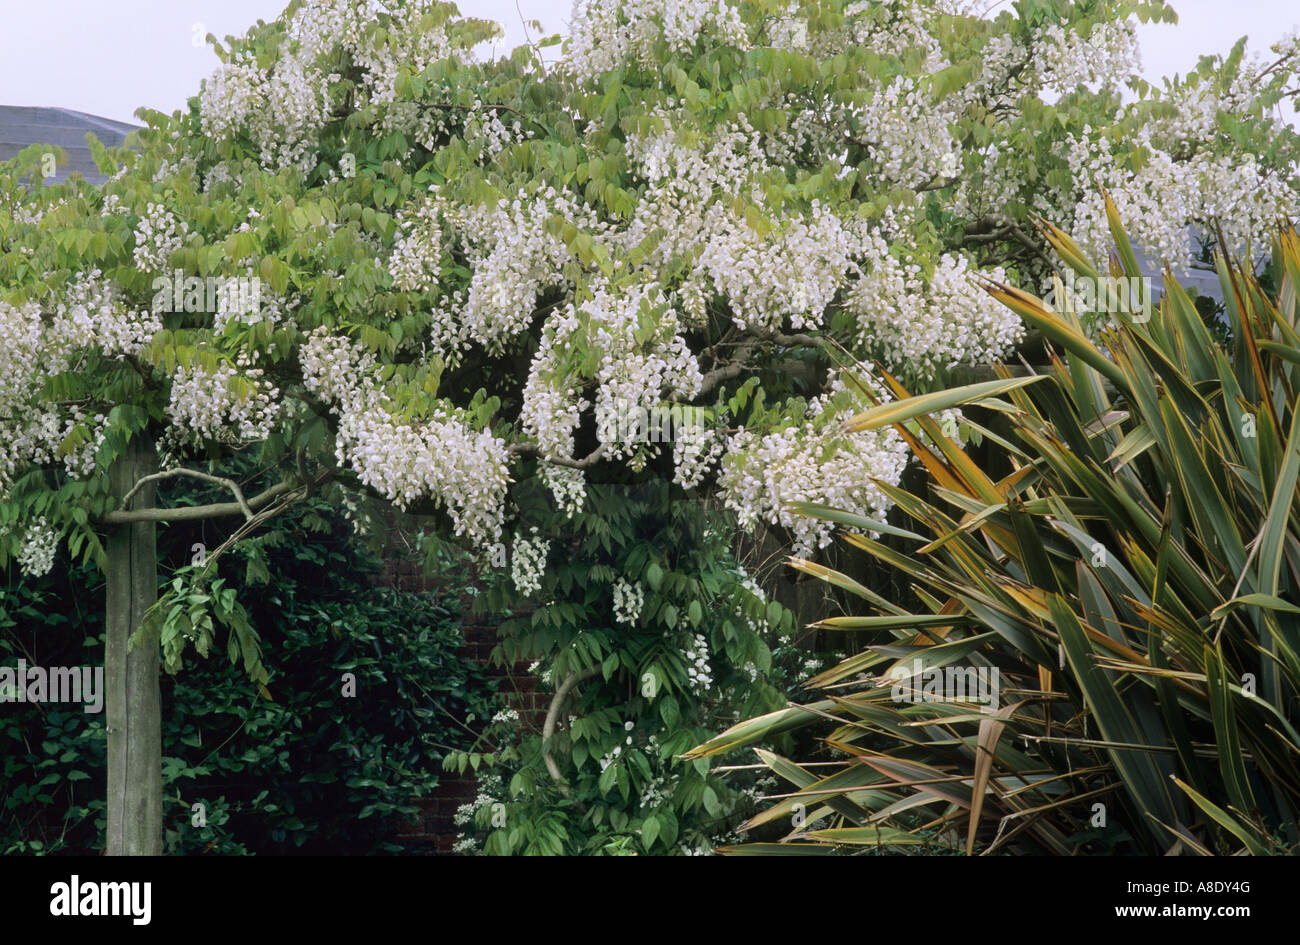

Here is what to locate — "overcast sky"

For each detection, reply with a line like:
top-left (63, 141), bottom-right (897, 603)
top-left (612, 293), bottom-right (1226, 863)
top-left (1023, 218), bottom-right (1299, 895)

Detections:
top-left (0, 0), bottom-right (1297, 126)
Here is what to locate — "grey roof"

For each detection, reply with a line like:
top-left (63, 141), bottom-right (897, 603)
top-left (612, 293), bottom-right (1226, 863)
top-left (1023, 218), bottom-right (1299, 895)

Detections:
top-left (0, 106), bottom-right (139, 185)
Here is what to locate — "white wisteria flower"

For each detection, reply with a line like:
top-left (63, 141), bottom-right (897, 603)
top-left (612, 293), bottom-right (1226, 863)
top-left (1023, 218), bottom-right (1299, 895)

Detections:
top-left (510, 527), bottom-right (550, 596)
top-left (612, 577), bottom-right (645, 626)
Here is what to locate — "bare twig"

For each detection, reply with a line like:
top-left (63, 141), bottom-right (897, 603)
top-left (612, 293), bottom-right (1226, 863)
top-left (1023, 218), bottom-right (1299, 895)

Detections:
top-left (100, 470), bottom-right (325, 525)
top-left (118, 467), bottom-right (255, 520)
top-left (508, 442), bottom-right (606, 469)
top-left (695, 327), bottom-right (824, 396)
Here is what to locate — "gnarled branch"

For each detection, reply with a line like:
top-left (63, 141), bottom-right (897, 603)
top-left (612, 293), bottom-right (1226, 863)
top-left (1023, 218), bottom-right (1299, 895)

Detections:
top-left (99, 470), bottom-right (329, 525)
top-left (119, 468), bottom-right (255, 520)
top-left (542, 667), bottom-right (600, 795)
top-left (508, 442), bottom-right (606, 469)
top-left (695, 327), bottom-right (825, 397)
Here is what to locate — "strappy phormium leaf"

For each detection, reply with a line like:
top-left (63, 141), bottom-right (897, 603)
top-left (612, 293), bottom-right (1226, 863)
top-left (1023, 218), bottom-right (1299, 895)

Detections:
top-left (693, 217), bottom-right (1300, 856)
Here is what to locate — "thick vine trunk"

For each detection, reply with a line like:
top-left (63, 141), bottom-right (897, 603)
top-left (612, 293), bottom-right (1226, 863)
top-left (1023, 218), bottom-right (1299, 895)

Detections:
top-left (105, 434), bottom-right (161, 856)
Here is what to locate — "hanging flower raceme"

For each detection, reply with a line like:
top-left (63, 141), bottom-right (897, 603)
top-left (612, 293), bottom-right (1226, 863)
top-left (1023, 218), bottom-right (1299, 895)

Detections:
top-left (612, 577), bottom-right (646, 625)
top-left (719, 379), bottom-right (911, 557)
top-left (510, 527), bottom-right (550, 596)
top-left (300, 328), bottom-right (511, 549)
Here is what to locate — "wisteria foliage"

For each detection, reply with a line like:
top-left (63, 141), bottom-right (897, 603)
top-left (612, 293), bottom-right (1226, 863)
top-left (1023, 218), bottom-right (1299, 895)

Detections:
top-left (2, 0), bottom-right (1299, 577)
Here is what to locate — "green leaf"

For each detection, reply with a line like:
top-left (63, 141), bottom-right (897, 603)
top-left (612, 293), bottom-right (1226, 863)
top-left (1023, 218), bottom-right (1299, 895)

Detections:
top-left (1171, 778), bottom-right (1269, 856)
top-left (1257, 393), bottom-right (1300, 596)
top-left (701, 786), bottom-right (722, 817)
top-left (843, 376), bottom-right (1046, 433)
top-left (641, 814), bottom-right (660, 851)
top-left (1053, 595), bottom-right (1177, 835)
top-left (1204, 644), bottom-right (1255, 814)
top-left (644, 562), bottom-right (663, 591)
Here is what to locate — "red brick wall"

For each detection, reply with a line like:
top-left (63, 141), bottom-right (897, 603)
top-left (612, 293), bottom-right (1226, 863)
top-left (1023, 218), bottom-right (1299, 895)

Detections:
top-left (371, 513), bottom-right (543, 853)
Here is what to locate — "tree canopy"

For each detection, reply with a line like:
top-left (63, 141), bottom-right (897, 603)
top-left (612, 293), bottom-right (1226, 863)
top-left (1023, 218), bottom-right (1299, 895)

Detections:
top-left (5, 0), bottom-right (1298, 586)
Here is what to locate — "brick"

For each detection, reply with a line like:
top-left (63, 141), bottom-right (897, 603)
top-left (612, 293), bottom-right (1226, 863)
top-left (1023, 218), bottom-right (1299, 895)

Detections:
top-left (368, 509), bottom-right (547, 854)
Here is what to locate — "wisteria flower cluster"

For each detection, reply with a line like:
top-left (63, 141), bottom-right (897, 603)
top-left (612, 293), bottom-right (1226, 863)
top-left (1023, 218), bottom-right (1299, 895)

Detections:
top-left (510, 527), bottom-right (550, 597)
top-left (1064, 130), bottom-right (1296, 276)
top-left (719, 381), bottom-right (910, 557)
top-left (14, 516), bottom-right (58, 579)
top-left (612, 577), bottom-right (645, 626)
top-left (430, 187), bottom-right (599, 357)
top-left (845, 237), bottom-right (1023, 377)
top-left (0, 275), bottom-right (159, 483)
top-left (451, 769), bottom-right (506, 854)
top-left (53, 270), bottom-right (162, 359)
top-left (565, 0), bottom-right (748, 82)
top-left (682, 632), bottom-right (713, 694)
top-left (852, 77), bottom-right (962, 189)
top-left (300, 328), bottom-right (511, 547)
top-left (131, 203), bottom-right (187, 272)
top-left (1034, 20), bottom-right (1142, 96)
top-left (388, 195), bottom-right (444, 293)
top-left (521, 281), bottom-right (706, 505)
top-left (165, 354), bottom-right (280, 447)
top-left (199, 0), bottom-right (467, 171)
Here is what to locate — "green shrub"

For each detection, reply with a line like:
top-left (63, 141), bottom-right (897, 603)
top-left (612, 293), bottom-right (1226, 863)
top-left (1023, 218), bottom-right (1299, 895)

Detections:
top-left (1, 472), bottom-right (495, 855)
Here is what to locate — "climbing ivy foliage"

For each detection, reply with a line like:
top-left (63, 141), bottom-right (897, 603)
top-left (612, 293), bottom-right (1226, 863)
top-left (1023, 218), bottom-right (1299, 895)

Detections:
top-left (1, 0), bottom-right (1299, 852)
top-left (1, 466), bottom-right (496, 855)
